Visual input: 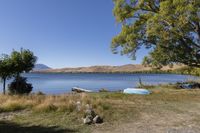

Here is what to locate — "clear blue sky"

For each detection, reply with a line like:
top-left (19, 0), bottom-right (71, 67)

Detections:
top-left (0, 0), bottom-right (149, 68)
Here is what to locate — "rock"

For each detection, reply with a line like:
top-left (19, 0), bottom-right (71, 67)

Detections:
top-left (85, 109), bottom-right (96, 118)
top-left (76, 101), bottom-right (81, 111)
top-left (93, 115), bottom-right (103, 124)
top-left (83, 115), bottom-right (93, 124)
top-left (83, 104), bottom-right (103, 125)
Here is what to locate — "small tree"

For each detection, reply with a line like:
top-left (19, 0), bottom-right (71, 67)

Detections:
top-left (0, 55), bottom-right (14, 94)
top-left (9, 49), bottom-right (37, 94)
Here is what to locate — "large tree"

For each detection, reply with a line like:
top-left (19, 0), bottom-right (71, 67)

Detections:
top-left (112, 0), bottom-right (200, 68)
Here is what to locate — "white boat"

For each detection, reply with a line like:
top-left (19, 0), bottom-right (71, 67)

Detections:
top-left (123, 88), bottom-right (151, 95)
top-left (72, 87), bottom-right (93, 93)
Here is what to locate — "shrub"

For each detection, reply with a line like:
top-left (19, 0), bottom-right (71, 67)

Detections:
top-left (36, 91), bottom-right (45, 95)
top-left (8, 76), bottom-right (33, 94)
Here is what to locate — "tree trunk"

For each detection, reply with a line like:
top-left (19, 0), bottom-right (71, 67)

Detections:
top-left (16, 73), bottom-right (20, 91)
top-left (3, 78), bottom-right (6, 95)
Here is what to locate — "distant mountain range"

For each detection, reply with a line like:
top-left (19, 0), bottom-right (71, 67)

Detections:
top-left (33, 64), bottom-right (183, 73)
top-left (33, 64), bottom-right (51, 71)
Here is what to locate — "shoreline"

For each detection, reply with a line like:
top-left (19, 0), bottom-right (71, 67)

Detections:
top-left (31, 70), bottom-right (186, 75)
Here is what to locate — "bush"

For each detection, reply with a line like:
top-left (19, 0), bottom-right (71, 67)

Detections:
top-left (36, 91), bottom-right (45, 95)
top-left (8, 76), bottom-right (33, 94)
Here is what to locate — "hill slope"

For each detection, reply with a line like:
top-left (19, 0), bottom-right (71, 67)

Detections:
top-left (34, 64), bottom-right (183, 73)
top-left (33, 64), bottom-right (51, 71)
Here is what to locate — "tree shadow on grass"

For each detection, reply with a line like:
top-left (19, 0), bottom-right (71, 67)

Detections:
top-left (0, 121), bottom-right (77, 133)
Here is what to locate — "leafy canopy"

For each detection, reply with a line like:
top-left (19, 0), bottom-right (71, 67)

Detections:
top-left (10, 48), bottom-right (37, 75)
top-left (0, 54), bottom-right (14, 80)
top-left (112, 0), bottom-right (200, 68)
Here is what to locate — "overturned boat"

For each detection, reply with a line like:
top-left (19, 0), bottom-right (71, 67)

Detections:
top-left (72, 87), bottom-right (93, 93)
top-left (123, 88), bottom-right (151, 95)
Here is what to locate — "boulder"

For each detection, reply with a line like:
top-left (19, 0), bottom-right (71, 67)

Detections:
top-left (83, 115), bottom-right (93, 125)
top-left (85, 109), bottom-right (96, 118)
top-left (83, 104), bottom-right (103, 124)
top-left (93, 115), bottom-right (103, 124)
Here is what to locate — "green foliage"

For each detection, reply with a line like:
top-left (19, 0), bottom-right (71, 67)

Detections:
top-left (0, 48), bottom-right (37, 94)
top-left (112, 0), bottom-right (200, 68)
top-left (10, 48), bottom-right (37, 75)
top-left (173, 66), bottom-right (200, 76)
top-left (0, 55), bottom-right (14, 79)
top-left (0, 55), bottom-right (14, 94)
top-left (8, 76), bottom-right (33, 94)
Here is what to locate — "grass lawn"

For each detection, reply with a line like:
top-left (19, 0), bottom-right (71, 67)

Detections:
top-left (0, 85), bottom-right (200, 133)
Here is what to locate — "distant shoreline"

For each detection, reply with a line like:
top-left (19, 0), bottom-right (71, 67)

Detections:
top-left (31, 70), bottom-right (189, 75)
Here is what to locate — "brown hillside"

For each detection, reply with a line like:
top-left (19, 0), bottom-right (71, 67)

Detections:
top-left (33, 64), bottom-right (184, 73)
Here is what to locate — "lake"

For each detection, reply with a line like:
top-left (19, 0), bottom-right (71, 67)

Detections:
top-left (0, 73), bottom-right (199, 94)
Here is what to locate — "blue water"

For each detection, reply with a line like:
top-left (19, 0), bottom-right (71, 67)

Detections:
top-left (0, 73), bottom-right (199, 94)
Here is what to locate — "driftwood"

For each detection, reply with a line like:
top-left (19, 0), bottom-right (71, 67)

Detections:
top-left (72, 87), bottom-right (93, 93)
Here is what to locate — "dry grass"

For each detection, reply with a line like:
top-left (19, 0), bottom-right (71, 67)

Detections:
top-left (0, 94), bottom-right (81, 113)
top-left (0, 93), bottom-right (115, 116)
top-left (0, 87), bottom-right (200, 133)
top-left (0, 88), bottom-right (199, 114)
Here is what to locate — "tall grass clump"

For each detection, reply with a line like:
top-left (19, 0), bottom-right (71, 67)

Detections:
top-left (0, 93), bottom-right (106, 114)
top-left (0, 100), bottom-right (27, 112)
top-left (33, 95), bottom-right (74, 112)
top-left (0, 95), bottom-right (36, 112)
